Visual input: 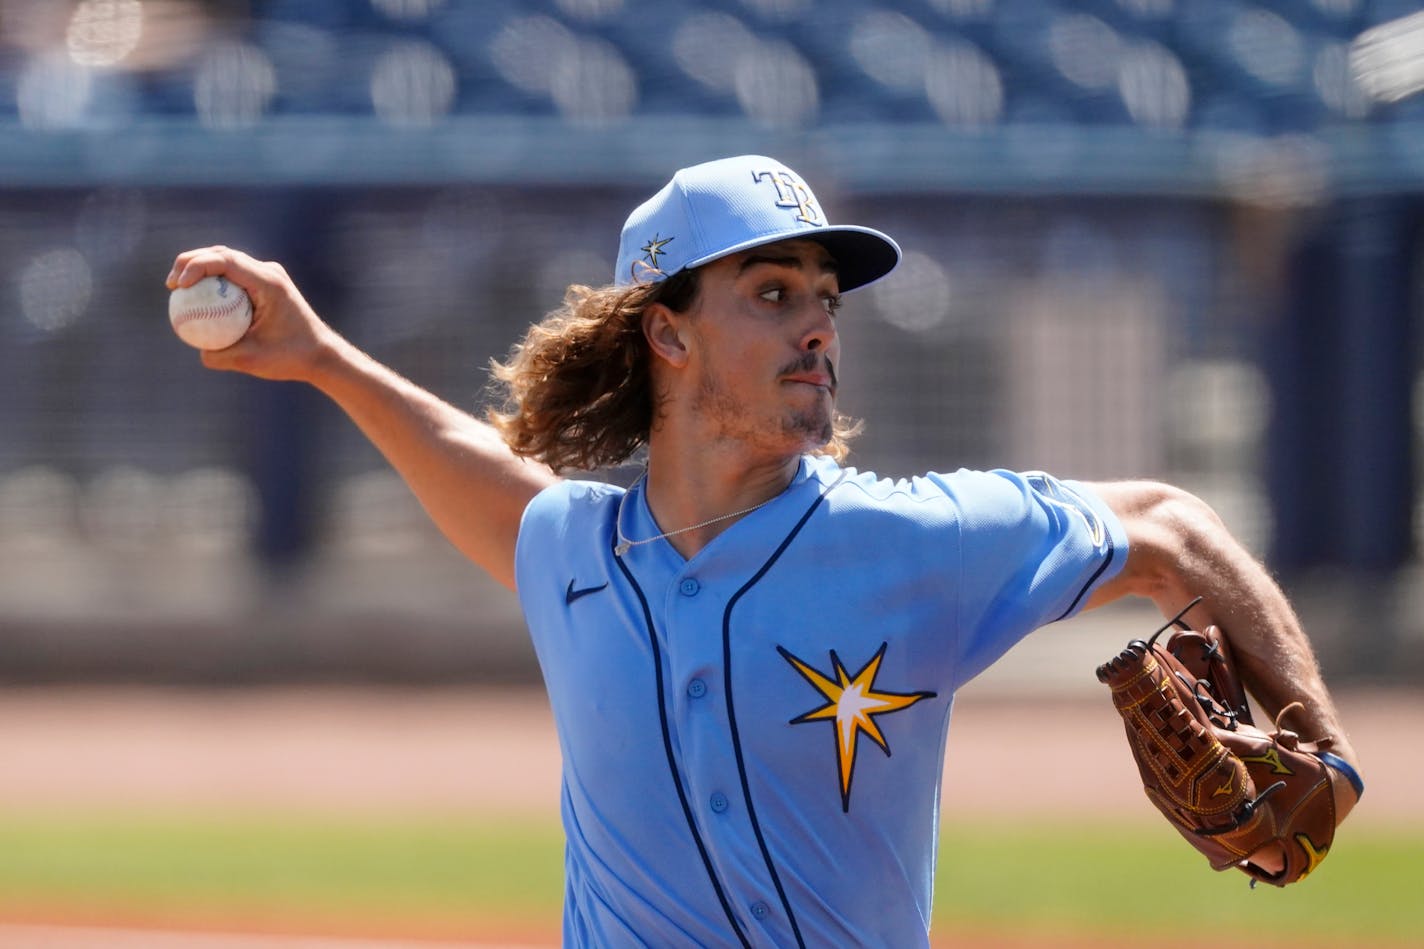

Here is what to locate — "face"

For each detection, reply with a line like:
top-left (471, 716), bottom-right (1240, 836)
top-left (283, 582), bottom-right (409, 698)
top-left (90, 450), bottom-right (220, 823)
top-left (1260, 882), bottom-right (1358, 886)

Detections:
top-left (667, 238), bottom-right (844, 456)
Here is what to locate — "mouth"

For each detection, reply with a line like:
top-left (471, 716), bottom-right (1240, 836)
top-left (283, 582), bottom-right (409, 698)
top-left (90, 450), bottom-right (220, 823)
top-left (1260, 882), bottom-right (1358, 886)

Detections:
top-left (780, 355), bottom-right (838, 395)
top-left (783, 375), bottom-right (835, 394)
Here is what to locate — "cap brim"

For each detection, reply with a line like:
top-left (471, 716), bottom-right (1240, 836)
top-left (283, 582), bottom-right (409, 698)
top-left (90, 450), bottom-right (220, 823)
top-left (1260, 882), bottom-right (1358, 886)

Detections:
top-left (682, 225), bottom-right (901, 293)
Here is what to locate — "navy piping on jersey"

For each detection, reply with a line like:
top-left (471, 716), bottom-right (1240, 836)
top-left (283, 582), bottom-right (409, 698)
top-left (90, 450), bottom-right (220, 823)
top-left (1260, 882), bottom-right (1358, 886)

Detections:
top-left (1027, 474), bottom-right (1118, 624)
top-left (720, 469), bottom-right (846, 949)
top-left (612, 543), bottom-right (752, 948)
top-left (1054, 536), bottom-right (1115, 622)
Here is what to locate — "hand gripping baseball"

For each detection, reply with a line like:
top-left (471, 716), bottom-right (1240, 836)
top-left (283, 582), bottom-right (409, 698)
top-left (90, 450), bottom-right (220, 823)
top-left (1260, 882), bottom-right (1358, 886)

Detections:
top-left (1096, 600), bottom-right (1363, 887)
top-left (166, 245), bottom-right (335, 383)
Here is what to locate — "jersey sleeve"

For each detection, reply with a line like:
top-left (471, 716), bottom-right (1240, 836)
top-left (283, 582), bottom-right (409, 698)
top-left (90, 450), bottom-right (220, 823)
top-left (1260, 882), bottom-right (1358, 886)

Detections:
top-left (515, 479), bottom-right (569, 593)
top-left (514, 477), bottom-right (623, 622)
top-left (931, 468), bottom-right (1128, 688)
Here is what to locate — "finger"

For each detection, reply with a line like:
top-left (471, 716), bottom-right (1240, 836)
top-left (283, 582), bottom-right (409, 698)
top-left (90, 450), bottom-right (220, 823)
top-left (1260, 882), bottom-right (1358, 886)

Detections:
top-left (166, 245), bottom-right (253, 291)
top-left (166, 246), bottom-right (222, 289)
top-left (167, 248), bottom-right (229, 290)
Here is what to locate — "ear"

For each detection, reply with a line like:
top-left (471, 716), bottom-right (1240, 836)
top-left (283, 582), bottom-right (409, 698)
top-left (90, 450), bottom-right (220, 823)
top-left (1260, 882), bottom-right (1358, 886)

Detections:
top-left (642, 301), bottom-right (690, 369)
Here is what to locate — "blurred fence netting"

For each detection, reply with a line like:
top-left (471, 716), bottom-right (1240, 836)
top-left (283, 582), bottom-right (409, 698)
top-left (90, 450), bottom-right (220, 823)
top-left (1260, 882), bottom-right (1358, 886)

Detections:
top-left (1, 0), bottom-right (1421, 683)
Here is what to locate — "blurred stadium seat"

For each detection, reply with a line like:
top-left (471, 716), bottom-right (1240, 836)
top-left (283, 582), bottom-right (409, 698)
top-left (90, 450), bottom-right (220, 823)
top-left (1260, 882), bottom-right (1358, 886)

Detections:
top-left (0, 0), bottom-right (1412, 140)
top-left (1, 0), bottom-right (1421, 683)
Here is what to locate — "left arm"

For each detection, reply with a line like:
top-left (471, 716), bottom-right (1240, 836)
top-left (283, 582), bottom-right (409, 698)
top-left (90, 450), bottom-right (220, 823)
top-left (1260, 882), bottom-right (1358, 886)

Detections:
top-left (1082, 479), bottom-right (1360, 817)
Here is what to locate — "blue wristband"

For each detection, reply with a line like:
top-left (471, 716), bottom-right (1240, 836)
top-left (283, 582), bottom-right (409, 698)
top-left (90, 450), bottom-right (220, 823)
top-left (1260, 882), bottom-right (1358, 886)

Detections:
top-left (1318, 751), bottom-right (1365, 799)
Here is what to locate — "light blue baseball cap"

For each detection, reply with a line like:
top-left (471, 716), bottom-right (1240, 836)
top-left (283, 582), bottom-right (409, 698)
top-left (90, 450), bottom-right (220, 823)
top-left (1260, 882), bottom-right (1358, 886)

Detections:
top-left (614, 155), bottom-right (901, 293)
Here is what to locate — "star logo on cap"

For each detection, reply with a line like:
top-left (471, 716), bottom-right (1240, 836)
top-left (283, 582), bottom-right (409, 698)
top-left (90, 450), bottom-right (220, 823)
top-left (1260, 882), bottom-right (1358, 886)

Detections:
top-left (641, 234), bottom-right (674, 270)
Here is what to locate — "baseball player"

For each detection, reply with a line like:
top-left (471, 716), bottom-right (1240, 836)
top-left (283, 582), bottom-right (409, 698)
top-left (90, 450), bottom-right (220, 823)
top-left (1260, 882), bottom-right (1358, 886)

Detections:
top-left (167, 155), bottom-right (1361, 947)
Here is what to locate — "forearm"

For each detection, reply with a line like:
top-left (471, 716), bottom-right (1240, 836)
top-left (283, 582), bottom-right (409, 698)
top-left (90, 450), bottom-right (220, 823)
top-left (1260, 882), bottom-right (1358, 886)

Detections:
top-left (1090, 483), bottom-right (1358, 770)
top-left (167, 246), bottom-right (558, 593)
top-left (1157, 525), bottom-right (1347, 756)
top-left (308, 332), bottom-right (555, 591)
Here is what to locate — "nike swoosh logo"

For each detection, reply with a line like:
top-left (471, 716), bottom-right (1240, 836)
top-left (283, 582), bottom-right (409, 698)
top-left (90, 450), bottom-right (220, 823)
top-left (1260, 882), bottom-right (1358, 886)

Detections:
top-left (565, 579), bottom-right (608, 605)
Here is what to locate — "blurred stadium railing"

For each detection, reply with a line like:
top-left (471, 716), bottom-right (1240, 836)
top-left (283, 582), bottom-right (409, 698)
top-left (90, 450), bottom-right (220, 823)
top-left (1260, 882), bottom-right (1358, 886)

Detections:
top-left (1, 0), bottom-right (1421, 683)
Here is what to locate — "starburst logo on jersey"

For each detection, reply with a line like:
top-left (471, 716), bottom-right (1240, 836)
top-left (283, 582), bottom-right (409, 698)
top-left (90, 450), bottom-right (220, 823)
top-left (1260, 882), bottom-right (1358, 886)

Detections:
top-left (778, 642), bottom-right (936, 812)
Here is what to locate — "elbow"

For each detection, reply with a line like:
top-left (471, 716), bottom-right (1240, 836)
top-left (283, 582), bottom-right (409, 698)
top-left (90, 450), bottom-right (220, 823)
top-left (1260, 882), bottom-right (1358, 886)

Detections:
top-left (1107, 481), bottom-right (1228, 600)
top-left (1139, 481), bottom-right (1226, 538)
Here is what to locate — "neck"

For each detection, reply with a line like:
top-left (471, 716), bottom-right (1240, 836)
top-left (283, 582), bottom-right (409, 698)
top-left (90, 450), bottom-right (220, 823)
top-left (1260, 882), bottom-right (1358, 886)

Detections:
top-left (640, 437), bottom-right (803, 559)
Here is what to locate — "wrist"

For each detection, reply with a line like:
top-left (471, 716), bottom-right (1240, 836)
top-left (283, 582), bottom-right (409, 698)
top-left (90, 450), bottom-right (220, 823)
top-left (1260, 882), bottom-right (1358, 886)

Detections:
top-left (305, 324), bottom-right (361, 390)
top-left (1318, 750), bottom-right (1365, 800)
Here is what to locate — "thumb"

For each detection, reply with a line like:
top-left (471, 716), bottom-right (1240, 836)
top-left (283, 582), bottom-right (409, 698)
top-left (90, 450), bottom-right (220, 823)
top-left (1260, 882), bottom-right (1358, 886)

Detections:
top-left (199, 336), bottom-right (260, 375)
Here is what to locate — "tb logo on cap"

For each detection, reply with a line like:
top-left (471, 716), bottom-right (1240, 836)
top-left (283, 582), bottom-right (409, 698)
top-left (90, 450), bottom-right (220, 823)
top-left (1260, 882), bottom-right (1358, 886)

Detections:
top-left (753, 168), bottom-right (822, 226)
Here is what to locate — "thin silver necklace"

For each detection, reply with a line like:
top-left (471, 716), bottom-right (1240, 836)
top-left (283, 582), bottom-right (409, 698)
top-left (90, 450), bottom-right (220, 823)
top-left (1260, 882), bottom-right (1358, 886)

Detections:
top-left (614, 484), bottom-right (775, 557)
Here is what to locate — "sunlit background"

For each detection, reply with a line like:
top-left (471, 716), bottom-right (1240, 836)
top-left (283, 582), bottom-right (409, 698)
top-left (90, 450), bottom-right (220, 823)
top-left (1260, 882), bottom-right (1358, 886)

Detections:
top-left (2, 0), bottom-right (1423, 684)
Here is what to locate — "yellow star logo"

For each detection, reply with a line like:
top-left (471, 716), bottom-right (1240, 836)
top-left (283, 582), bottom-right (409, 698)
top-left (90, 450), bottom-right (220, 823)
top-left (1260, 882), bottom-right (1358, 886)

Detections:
top-left (778, 642), bottom-right (936, 812)
top-left (640, 233), bottom-right (674, 270)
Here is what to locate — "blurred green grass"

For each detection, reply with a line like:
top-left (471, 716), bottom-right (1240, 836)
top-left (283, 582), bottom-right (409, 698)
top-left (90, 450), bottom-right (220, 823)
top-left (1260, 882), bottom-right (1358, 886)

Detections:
top-left (0, 811), bottom-right (564, 923)
top-left (933, 822), bottom-right (1422, 946)
top-left (0, 812), bottom-right (1417, 945)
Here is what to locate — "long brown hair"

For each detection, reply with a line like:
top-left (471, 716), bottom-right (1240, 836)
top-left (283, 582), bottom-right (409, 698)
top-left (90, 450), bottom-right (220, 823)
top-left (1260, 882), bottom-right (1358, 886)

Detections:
top-left (488, 269), bottom-right (859, 474)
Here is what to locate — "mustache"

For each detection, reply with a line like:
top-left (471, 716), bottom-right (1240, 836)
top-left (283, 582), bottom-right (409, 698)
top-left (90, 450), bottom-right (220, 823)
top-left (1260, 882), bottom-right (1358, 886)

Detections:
top-left (779, 351), bottom-right (838, 389)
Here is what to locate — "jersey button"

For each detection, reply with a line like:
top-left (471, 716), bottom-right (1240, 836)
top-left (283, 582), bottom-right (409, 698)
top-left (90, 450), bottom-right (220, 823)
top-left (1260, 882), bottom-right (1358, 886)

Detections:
top-left (709, 792), bottom-right (729, 814)
top-left (687, 678), bottom-right (707, 699)
top-left (750, 901), bottom-right (770, 920)
top-left (679, 577), bottom-right (700, 596)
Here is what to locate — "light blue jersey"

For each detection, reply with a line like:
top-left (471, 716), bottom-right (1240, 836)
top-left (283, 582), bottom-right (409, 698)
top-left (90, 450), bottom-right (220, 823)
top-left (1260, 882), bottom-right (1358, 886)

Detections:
top-left (515, 454), bottom-right (1127, 948)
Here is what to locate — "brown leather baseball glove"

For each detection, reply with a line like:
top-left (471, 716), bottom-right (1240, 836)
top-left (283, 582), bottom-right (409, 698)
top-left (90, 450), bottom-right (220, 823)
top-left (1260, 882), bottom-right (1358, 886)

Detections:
top-left (1096, 601), bottom-right (1362, 887)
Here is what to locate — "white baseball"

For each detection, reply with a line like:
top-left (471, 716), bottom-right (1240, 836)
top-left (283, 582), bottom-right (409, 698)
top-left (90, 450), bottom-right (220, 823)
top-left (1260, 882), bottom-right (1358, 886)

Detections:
top-left (169, 275), bottom-right (253, 351)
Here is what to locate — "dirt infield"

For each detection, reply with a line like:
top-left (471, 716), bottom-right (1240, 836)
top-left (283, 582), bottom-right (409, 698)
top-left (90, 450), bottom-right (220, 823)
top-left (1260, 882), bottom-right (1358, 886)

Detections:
top-left (0, 684), bottom-right (1413, 821)
top-left (0, 926), bottom-right (545, 949)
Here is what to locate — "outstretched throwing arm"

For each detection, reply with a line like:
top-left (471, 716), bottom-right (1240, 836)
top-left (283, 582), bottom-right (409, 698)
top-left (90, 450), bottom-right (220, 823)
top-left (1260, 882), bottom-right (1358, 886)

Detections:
top-left (167, 245), bottom-right (557, 591)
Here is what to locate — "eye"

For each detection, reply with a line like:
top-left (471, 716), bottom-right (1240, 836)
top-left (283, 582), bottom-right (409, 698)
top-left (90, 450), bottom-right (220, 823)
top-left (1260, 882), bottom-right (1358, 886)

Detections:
top-left (823, 294), bottom-right (843, 316)
top-left (759, 287), bottom-right (787, 304)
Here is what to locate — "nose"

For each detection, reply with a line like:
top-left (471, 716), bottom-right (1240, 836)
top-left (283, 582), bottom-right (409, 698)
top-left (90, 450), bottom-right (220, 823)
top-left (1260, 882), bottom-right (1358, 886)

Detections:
top-left (801, 302), bottom-right (836, 352)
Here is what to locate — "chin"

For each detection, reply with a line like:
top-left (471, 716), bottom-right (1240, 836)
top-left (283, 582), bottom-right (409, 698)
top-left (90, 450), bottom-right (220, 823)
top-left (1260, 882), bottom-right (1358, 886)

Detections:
top-left (783, 413), bottom-right (835, 451)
